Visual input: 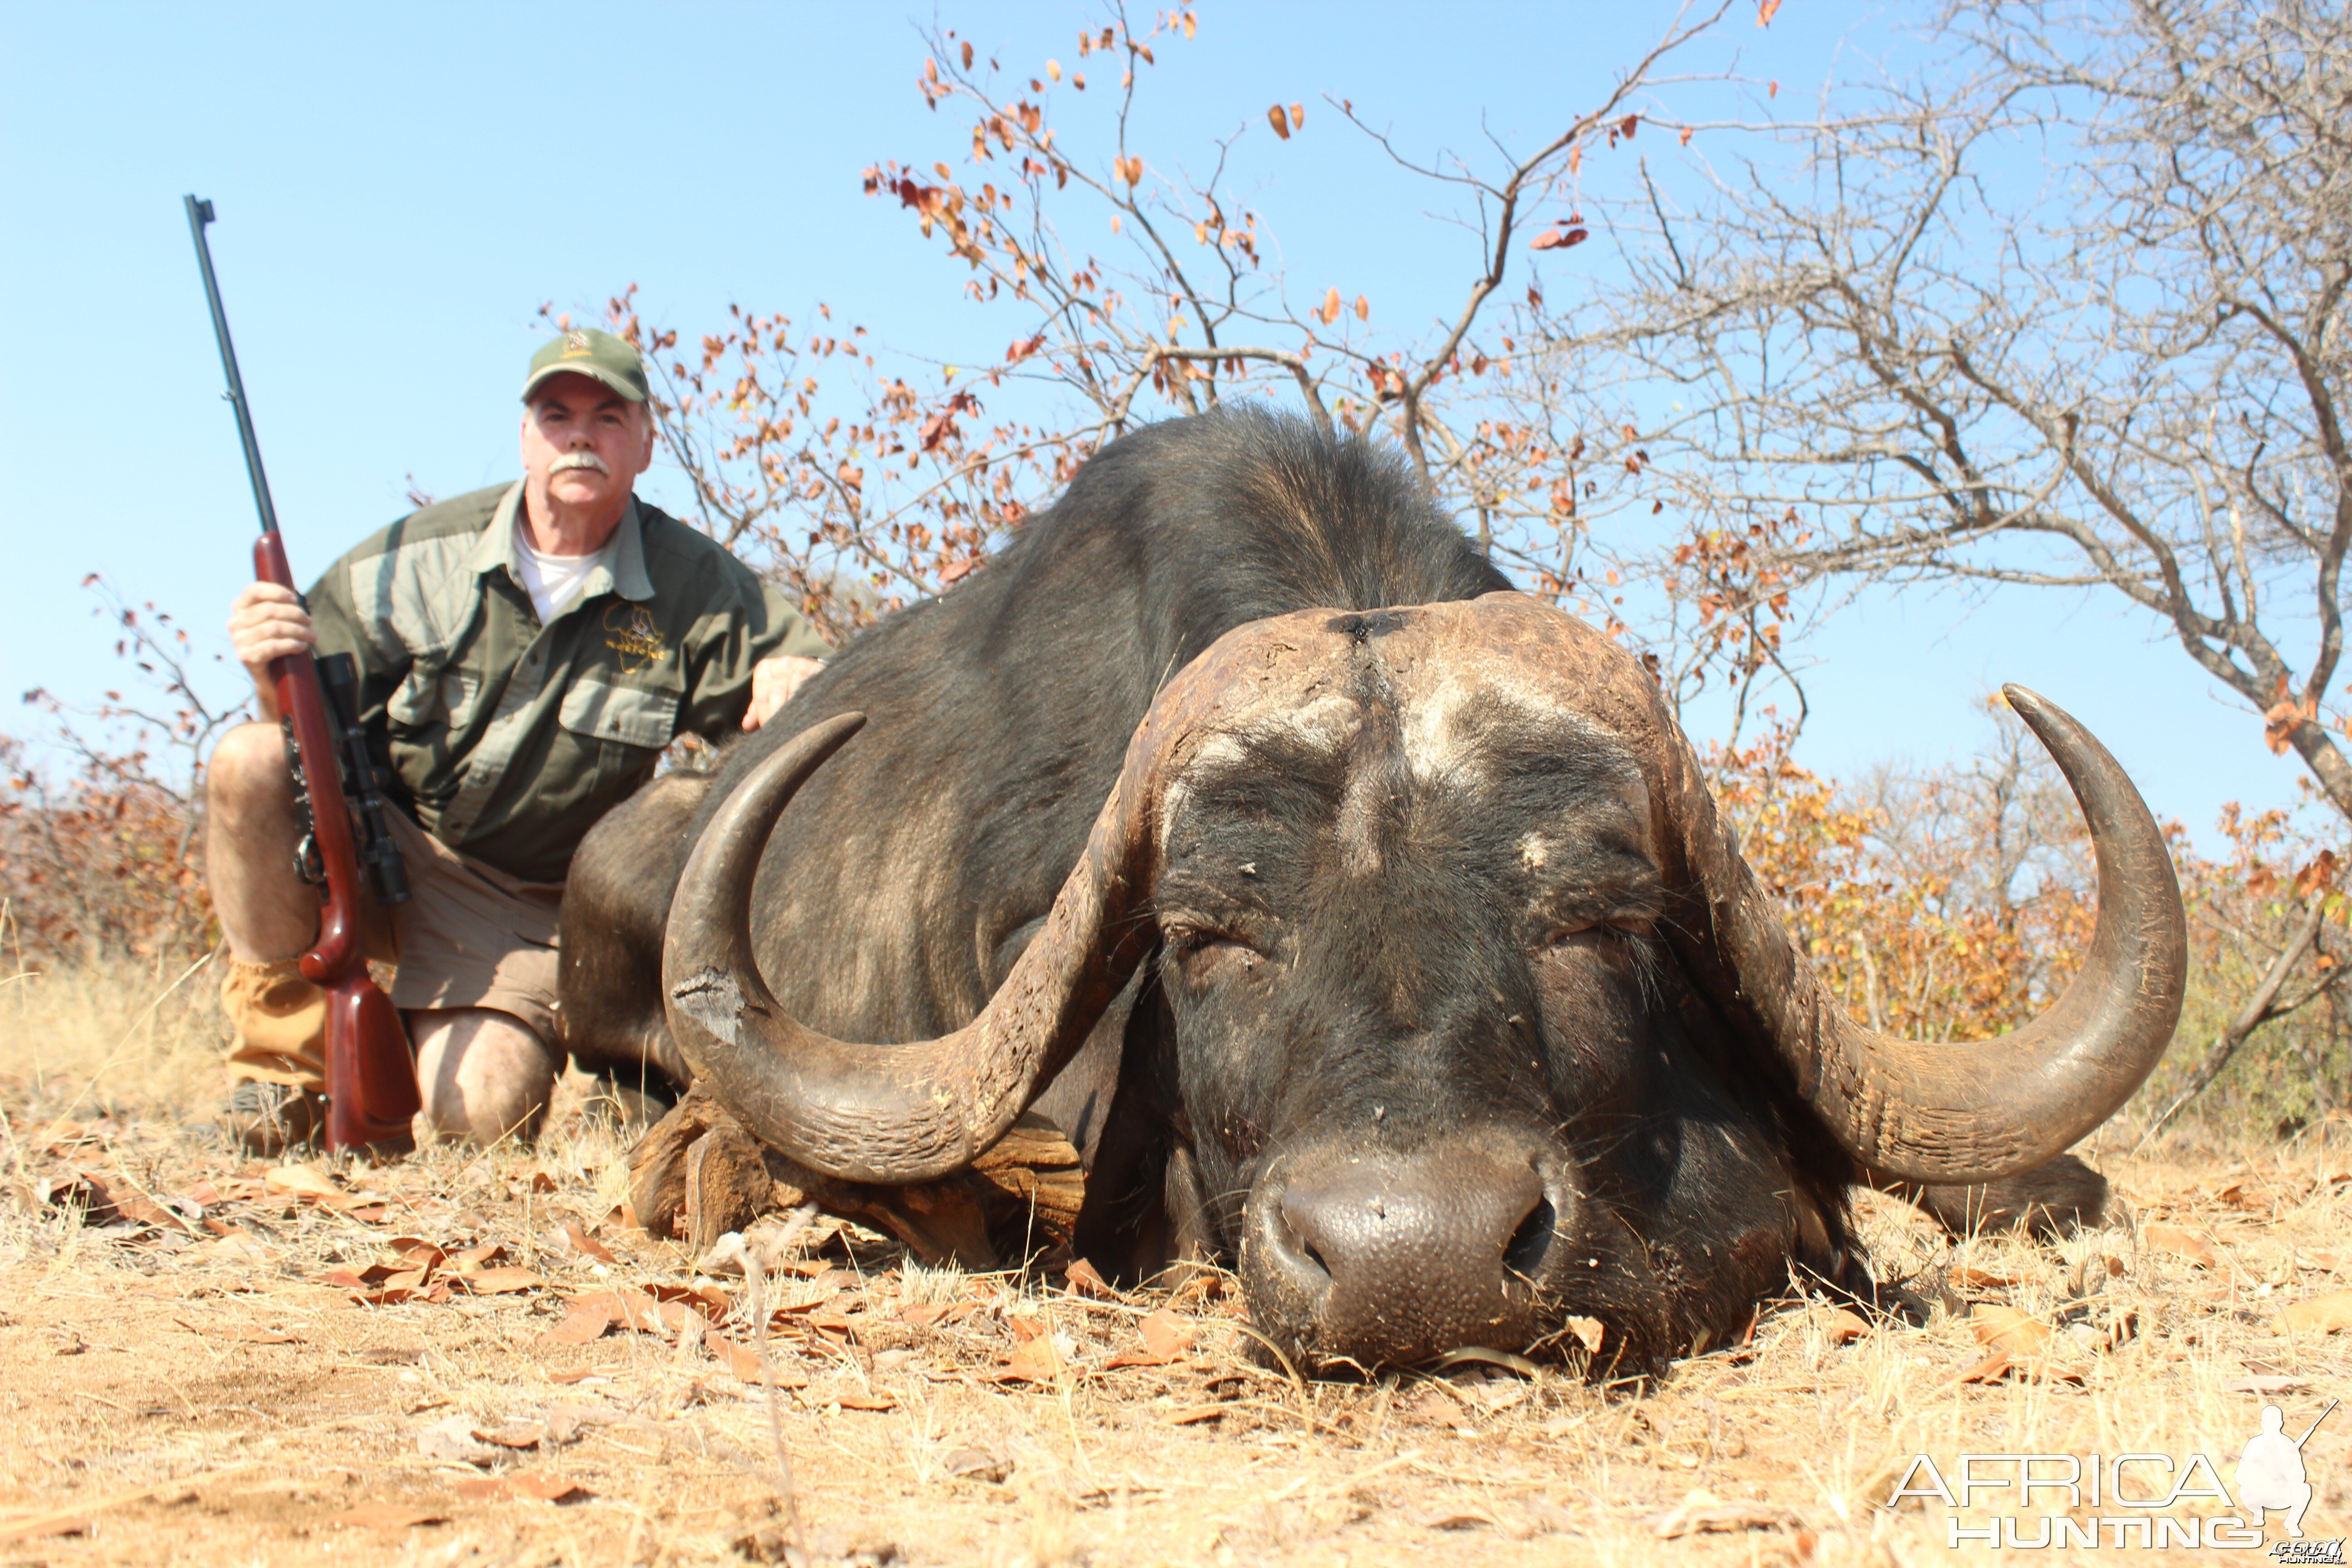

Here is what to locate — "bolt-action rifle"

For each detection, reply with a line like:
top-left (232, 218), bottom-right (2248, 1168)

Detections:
top-left (185, 194), bottom-right (421, 1151)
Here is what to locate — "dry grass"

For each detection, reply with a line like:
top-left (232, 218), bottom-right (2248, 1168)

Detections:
top-left (0, 959), bottom-right (2348, 1565)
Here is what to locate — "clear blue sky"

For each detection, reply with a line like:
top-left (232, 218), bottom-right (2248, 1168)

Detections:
top-left (0, 2), bottom-right (2307, 848)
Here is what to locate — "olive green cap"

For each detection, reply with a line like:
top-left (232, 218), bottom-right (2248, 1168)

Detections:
top-left (522, 327), bottom-right (648, 403)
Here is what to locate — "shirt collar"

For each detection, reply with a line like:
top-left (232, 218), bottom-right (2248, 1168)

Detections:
top-left (475, 481), bottom-right (656, 611)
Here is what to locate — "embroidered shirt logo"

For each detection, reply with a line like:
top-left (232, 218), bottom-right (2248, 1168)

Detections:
top-left (603, 603), bottom-right (668, 673)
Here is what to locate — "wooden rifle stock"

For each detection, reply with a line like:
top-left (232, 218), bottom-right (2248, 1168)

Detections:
top-left (190, 194), bottom-right (418, 1150)
top-left (253, 533), bottom-right (419, 1148)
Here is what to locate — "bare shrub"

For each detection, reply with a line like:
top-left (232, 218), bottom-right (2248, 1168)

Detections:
top-left (5, 577), bottom-right (238, 971)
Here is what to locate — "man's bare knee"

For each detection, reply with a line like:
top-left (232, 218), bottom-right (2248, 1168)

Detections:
top-left (206, 721), bottom-right (320, 962)
top-left (207, 722), bottom-right (297, 822)
top-left (411, 1008), bottom-right (560, 1148)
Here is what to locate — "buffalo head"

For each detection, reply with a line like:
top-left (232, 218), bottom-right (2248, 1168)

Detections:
top-left (660, 593), bottom-right (2185, 1371)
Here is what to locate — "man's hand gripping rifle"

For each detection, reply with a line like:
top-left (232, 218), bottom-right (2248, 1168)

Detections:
top-left (186, 195), bottom-right (421, 1151)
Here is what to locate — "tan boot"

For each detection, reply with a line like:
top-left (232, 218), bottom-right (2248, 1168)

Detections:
top-left (216, 955), bottom-right (330, 1156)
top-left (218, 1078), bottom-right (324, 1157)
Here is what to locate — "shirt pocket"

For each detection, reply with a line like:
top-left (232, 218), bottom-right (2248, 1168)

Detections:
top-left (386, 665), bottom-right (480, 731)
top-left (559, 677), bottom-right (680, 752)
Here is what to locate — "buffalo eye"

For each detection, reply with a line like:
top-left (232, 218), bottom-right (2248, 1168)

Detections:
top-left (1164, 925), bottom-right (1264, 992)
top-left (1544, 912), bottom-right (1657, 951)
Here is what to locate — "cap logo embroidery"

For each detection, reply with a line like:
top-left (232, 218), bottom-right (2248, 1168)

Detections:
top-left (561, 329), bottom-right (593, 358)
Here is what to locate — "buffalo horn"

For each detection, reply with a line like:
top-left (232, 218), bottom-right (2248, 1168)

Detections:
top-left (661, 711), bottom-right (1161, 1184)
top-left (1686, 684), bottom-right (2186, 1184)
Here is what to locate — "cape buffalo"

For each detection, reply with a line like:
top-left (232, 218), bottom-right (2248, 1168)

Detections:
top-left (561, 407), bottom-right (2183, 1373)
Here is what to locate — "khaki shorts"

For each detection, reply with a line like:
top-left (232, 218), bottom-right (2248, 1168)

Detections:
top-left (222, 805), bottom-right (565, 1089)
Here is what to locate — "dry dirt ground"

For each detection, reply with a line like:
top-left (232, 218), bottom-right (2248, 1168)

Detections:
top-left (0, 1063), bottom-right (2349, 1566)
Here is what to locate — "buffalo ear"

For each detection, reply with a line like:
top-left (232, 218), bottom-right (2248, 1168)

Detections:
top-left (1069, 968), bottom-right (1197, 1286)
top-left (1021, 963), bottom-right (1147, 1171)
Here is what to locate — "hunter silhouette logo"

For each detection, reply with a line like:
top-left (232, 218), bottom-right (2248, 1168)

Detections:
top-left (2240, 1400), bottom-right (2334, 1540)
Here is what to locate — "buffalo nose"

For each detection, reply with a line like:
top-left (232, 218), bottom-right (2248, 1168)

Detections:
top-left (1248, 1140), bottom-right (1564, 1367)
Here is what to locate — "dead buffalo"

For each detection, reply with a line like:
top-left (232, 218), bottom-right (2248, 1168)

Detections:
top-left (560, 407), bottom-right (2183, 1373)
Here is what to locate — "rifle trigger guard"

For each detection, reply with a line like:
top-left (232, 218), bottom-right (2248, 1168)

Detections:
top-left (294, 831), bottom-right (327, 889)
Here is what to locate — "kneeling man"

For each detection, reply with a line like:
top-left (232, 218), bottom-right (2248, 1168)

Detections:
top-left (209, 329), bottom-right (829, 1151)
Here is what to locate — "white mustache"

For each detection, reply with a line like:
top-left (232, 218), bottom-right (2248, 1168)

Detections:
top-left (550, 452), bottom-right (610, 476)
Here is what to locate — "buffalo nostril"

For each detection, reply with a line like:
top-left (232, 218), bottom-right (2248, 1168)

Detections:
top-left (1271, 1191), bottom-right (1335, 1288)
top-left (1504, 1194), bottom-right (1556, 1280)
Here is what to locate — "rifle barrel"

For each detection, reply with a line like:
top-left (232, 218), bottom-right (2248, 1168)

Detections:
top-left (183, 194), bottom-right (280, 536)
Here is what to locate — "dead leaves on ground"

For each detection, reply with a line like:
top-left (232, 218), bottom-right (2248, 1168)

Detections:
top-left (414, 1411), bottom-right (587, 1493)
top-left (1101, 1309), bottom-right (1197, 1369)
top-left (317, 1240), bottom-right (540, 1306)
top-left (1803, 1261), bottom-right (2151, 1387)
top-left (416, 1414), bottom-right (502, 1466)
top-left (515, 1264), bottom-right (1230, 1414)
top-left (0, 1505), bottom-right (95, 1545)
top-left (561, 1219), bottom-right (616, 1264)
top-left (412, 1411), bottom-right (595, 1503)
top-left (1967, 1305), bottom-right (2055, 1356)
top-left (2223, 1373), bottom-right (2313, 1393)
top-left (2277, 1289), bottom-right (2352, 1334)
top-left (451, 1473), bottom-right (588, 1504)
top-left (25, 1136), bottom-right (590, 1249)
top-left (0, 1482), bottom-right (201, 1544)
top-left (2143, 1224), bottom-right (2220, 1268)
top-left (328, 1502), bottom-right (450, 1531)
top-left (34, 1167), bottom-right (201, 1235)
top-left (1957, 1306), bottom-right (2086, 1386)
top-left (1647, 1487), bottom-right (1807, 1540)
top-left (1002, 1319), bottom-right (1069, 1384)
top-left (176, 1318), bottom-right (302, 1346)
top-left (10, 1125), bottom-right (1247, 1409)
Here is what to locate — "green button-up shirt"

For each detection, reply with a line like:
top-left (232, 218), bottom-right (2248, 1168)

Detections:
top-left (307, 481), bottom-right (830, 883)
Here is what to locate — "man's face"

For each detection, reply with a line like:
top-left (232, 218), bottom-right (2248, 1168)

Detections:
top-left (520, 374), bottom-right (655, 522)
